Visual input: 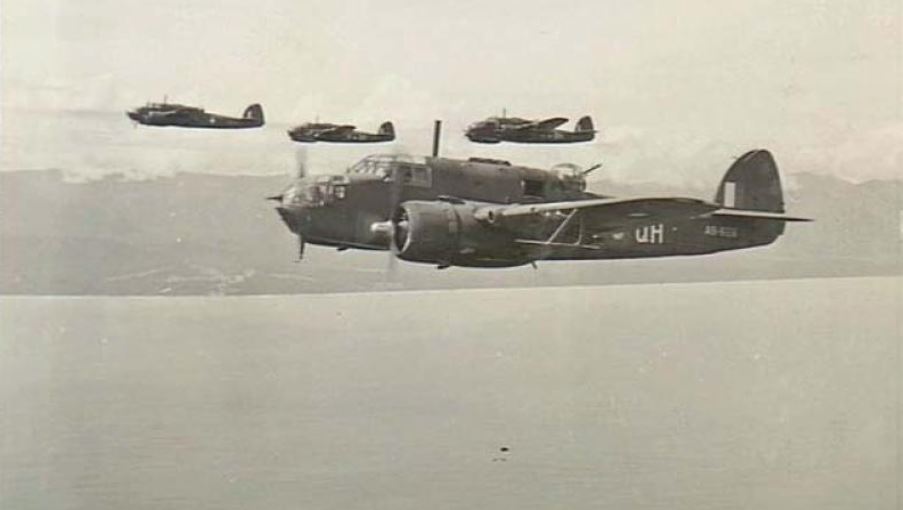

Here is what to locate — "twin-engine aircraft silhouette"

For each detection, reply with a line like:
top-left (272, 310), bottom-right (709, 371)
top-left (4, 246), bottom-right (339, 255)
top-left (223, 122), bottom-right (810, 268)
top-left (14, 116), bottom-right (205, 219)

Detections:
top-left (270, 149), bottom-right (810, 269)
top-left (287, 121), bottom-right (395, 143)
top-left (127, 101), bottom-right (264, 129)
top-left (466, 115), bottom-right (595, 144)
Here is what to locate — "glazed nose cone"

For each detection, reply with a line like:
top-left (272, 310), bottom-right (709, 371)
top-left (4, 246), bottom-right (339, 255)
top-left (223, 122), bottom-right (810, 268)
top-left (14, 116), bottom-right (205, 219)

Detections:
top-left (269, 182), bottom-right (313, 234)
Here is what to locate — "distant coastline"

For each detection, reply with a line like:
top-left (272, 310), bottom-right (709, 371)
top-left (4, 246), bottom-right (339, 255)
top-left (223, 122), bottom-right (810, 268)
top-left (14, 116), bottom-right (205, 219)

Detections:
top-left (1, 169), bottom-right (899, 296)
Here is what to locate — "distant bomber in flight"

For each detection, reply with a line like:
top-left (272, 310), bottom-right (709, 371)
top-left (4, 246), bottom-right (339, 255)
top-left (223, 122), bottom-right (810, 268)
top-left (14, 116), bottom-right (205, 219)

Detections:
top-left (465, 114), bottom-right (595, 144)
top-left (127, 101), bottom-right (264, 129)
top-left (287, 121), bottom-right (395, 143)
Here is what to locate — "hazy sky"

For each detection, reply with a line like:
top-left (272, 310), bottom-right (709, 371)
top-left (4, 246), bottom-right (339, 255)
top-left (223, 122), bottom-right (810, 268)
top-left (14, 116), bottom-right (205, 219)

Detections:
top-left (2, 0), bottom-right (901, 179)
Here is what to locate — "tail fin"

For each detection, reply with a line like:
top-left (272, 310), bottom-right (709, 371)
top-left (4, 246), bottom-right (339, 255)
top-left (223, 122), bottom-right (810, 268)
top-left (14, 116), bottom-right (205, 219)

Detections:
top-left (378, 121), bottom-right (395, 139)
top-left (243, 104), bottom-right (265, 124)
top-left (714, 150), bottom-right (784, 212)
top-left (713, 149), bottom-right (799, 241)
top-left (575, 115), bottom-right (594, 132)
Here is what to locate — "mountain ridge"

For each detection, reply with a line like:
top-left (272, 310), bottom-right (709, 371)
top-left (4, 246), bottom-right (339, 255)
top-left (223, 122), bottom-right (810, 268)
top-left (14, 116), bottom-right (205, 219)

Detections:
top-left (1, 170), bottom-right (899, 295)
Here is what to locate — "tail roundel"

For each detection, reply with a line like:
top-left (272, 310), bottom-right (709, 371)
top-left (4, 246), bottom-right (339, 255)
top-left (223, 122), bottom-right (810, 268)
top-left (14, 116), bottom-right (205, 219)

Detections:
top-left (711, 149), bottom-right (811, 236)
top-left (379, 121), bottom-right (395, 139)
top-left (714, 150), bottom-right (784, 212)
top-left (712, 149), bottom-right (816, 240)
top-left (575, 116), bottom-right (594, 132)
top-left (243, 104), bottom-right (265, 124)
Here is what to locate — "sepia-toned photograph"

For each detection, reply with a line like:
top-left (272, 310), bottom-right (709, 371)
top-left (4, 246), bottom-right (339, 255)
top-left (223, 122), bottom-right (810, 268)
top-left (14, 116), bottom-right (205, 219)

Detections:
top-left (1, 1), bottom-right (900, 509)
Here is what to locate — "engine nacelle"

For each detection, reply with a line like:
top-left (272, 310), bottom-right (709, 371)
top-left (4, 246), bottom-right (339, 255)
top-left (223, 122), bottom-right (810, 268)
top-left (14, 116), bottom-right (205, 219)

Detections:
top-left (392, 200), bottom-right (522, 267)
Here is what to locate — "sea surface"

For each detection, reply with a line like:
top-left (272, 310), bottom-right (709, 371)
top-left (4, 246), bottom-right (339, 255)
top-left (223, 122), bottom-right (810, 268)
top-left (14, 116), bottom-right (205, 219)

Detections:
top-left (1, 277), bottom-right (899, 510)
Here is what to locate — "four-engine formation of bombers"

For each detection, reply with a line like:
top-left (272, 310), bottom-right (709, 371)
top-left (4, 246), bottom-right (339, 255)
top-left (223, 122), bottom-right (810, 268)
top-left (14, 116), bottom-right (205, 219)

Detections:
top-left (287, 121), bottom-right (396, 143)
top-left (269, 149), bottom-right (810, 269)
top-left (465, 115), bottom-right (596, 144)
top-left (127, 101), bottom-right (265, 129)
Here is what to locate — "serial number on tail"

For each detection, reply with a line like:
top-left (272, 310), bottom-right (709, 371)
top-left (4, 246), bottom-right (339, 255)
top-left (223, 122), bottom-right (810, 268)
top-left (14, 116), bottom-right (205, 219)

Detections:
top-left (704, 225), bottom-right (739, 238)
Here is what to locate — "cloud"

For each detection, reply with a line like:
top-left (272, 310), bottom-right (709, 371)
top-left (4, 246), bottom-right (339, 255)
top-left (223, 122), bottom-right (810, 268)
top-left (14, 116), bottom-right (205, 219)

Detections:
top-left (788, 123), bottom-right (903, 182)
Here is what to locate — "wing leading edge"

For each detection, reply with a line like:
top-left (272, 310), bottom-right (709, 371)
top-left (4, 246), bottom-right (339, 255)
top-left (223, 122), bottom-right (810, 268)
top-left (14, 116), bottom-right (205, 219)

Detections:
top-left (321, 125), bottom-right (357, 136)
top-left (474, 197), bottom-right (810, 250)
top-left (475, 196), bottom-right (720, 223)
top-left (475, 197), bottom-right (811, 223)
top-left (510, 117), bottom-right (570, 132)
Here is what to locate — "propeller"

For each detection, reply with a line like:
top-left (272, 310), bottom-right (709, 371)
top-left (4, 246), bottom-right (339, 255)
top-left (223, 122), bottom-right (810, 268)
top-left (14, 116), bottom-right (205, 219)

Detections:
top-left (378, 143), bottom-right (419, 279)
top-left (294, 148), bottom-right (310, 260)
top-left (384, 160), bottom-right (406, 278)
top-left (296, 235), bottom-right (306, 261)
top-left (294, 146), bottom-right (308, 178)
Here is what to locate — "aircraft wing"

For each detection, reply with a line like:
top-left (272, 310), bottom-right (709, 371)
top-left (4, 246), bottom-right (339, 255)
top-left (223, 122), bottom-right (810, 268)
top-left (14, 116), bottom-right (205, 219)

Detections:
top-left (320, 125), bottom-right (356, 136)
top-left (476, 196), bottom-right (720, 225)
top-left (509, 117), bottom-right (569, 131)
top-left (471, 197), bottom-right (719, 252)
top-left (478, 198), bottom-right (813, 225)
top-left (149, 109), bottom-right (184, 118)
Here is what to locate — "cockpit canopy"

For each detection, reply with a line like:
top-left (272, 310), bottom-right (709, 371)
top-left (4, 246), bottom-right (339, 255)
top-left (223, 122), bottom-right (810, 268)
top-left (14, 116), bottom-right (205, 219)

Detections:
top-left (346, 154), bottom-right (427, 179)
top-left (468, 117), bottom-right (531, 132)
top-left (467, 119), bottom-right (499, 131)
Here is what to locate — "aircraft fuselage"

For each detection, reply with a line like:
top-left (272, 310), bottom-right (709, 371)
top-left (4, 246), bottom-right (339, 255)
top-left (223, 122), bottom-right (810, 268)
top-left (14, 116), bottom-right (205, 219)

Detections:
top-left (127, 103), bottom-right (264, 129)
top-left (287, 131), bottom-right (394, 143)
top-left (466, 128), bottom-right (594, 144)
top-left (273, 154), bottom-right (790, 268)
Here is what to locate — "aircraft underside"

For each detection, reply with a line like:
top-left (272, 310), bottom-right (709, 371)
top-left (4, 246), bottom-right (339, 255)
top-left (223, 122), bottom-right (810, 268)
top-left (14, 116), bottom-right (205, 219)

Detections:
top-left (292, 211), bottom-right (782, 268)
top-left (469, 132), bottom-right (594, 144)
top-left (142, 117), bottom-right (260, 129)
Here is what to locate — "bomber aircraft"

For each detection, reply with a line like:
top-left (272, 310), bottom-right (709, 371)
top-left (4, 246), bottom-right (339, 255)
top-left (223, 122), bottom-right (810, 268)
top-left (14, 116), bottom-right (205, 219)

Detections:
top-left (269, 149), bottom-right (810, 269)
top-left (288, 121), bottom-right (395, 143)
top-left (465, 115), bottom-right (595, 144)
top-left (127, 101), bottom-right (264, 129)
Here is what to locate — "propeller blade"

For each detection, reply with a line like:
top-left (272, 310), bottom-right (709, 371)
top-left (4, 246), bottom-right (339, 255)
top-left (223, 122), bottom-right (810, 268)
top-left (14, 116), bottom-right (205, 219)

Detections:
top-left (296, 234), bottom-right (306, 261)
top-left (383, 162), bottom-right (409, 279)
top-left (294, 147), bottom-right (308, 178)
top-left (385, 248), bottom-right (398, 280)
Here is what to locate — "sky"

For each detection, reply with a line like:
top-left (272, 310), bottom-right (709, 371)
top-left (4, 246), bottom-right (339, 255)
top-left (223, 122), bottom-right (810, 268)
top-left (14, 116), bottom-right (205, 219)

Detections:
top-left (2, 0), bottom-right (901, 181)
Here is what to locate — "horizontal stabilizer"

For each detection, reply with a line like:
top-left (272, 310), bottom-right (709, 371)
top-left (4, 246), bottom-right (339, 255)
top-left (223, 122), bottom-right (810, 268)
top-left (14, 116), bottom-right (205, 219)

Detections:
top-left (711, 209), bottom-right (812, 222)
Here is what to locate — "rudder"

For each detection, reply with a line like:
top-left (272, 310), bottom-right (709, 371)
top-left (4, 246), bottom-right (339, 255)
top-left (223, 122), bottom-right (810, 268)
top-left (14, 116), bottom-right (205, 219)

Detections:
top-left (714, 149), bottom-right (787, 241)
top-left (379, 121), bottom-right (395, 139)
top-left (243, 104), bottom-right (265, 124)
top-left (714, 150), bottom-right (784, 212)
top-left (575, 115), bottom-right (594, 132)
